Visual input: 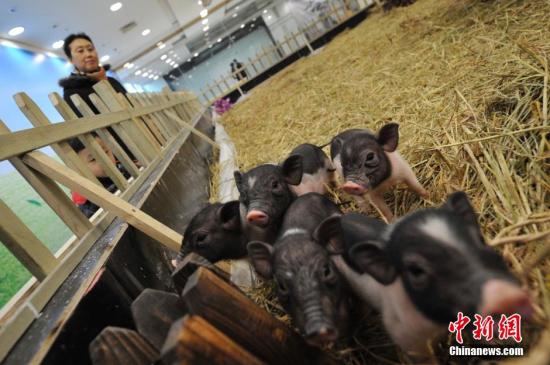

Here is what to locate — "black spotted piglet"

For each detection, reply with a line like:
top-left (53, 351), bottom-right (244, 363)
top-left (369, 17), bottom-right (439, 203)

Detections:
top-left (316, 192), bottom-right (532, 358)
top-left (248, 193), bottom-right (353, 347)
top-left (330, 123), bottom-right (427, 221)
top-left (234, 155), bottom-right (302, 244)
top-left (287, 143), bottom-right (335, 196)
top-left (172, 201), bottom-right (245, 266)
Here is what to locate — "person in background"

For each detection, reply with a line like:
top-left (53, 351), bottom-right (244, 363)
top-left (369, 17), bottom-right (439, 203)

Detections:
top-left (231, 59), bottom-right (248, 81)
top-left (59, 33), bottom-right (127, 117)
top-left (69, 136), bottom-right (130, 218)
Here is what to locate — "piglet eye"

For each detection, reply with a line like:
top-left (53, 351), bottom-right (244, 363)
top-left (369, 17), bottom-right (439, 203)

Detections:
top-left (366, 152), bottom-right (375, 161)
top-left (405, 263), bottom-right (429, 289)
top-left (272, 180), bottom-right (279, 189)
top-left (276, 279), bottom-right (289, 295)
top-left (322, 263), bottom-right (337, 284)
top-left (195, 233), bottom-right (208, 246)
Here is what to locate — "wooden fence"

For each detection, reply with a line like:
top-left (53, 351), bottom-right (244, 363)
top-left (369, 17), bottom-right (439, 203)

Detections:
top-left (0, 80), bottom-right (215, 362)
top-left (198, 0), bottom-right (366, 104)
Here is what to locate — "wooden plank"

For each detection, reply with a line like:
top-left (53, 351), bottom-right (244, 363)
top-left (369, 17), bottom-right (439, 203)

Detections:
top-left (131, 289), bottom-right (188, 351)
top-left (23, 151), bottom-right (182, 252)
top-left (0, 200), bottom-right (57, 280)
top-left (88, 93), bottom-right (152, 168)
top-left (49, 96), bottom-right (129, 190)
top-left (181, 268), bottom-right (330, 364)
top-left (52, 92), bottom-right (141, 178)
top-left (0, 120), bottom-right (93, 238)
top-left (171, 253), bottom-right (231, 293)
top-left (0, 99), bottom-right (181, 161)
top-left (140, 94), bottom-right (180, 138)
top-left (92, 81), bottom-right (157, 163)
top-left (116, 93), bottom-right (164, 150)
top-left (161, 315), bottom-right (265, 365)
top-left (163, 110), bottom-right (219, 149)
top-left (89, 327), bottom-right (159, 365)
top-left (13, 93), bottom-right (102, 186)
top-left (127, 94), bottom-right (172, 142)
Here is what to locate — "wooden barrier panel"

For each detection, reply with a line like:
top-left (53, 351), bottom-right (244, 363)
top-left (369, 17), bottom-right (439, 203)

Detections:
top-left (161, 315), bottom-right (265, 365)
top-left (181, 268), bottom-right (336, 365)
top-left (89, 327), bottom-right (159, 365)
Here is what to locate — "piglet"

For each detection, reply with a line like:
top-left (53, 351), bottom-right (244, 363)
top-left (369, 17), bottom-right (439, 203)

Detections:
top-left (330, 123), bottom-right (427, 221)
top-left (247, 193), bottom-right (353, 347)
top-left (316, 192), bottom-right (532, 358)
top-left (234, 155), bottom-right (302, 244)
top-left (172, 201), bottom-right (245, 266)
top-left (287, 143), bottom-right (335, 196)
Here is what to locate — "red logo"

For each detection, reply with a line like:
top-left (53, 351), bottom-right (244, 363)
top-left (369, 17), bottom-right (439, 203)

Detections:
top-left (449, 313), bottom-right (522, 343)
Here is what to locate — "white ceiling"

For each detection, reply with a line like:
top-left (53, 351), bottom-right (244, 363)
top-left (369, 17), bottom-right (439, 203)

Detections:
top-left (0, 0), bottom-right (274, 83)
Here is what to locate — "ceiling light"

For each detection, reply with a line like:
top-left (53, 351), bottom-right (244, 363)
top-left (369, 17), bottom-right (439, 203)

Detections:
top-left (263, 9), bottom-right (268, 14)
top-left (233, 13), bottom-right (238, 18)
top-left (142, 29), bottom-right (151, 36)
top-left (142, 72), bottom-right (149, 77)
top-left (135, 70), bottom-right (142, 75)
top-left (193, 52), bottom-right (198, 57)
top-left (267, 15), bottom-right (272, 20)
top-left (110, 2), bottom-right (122, 12)
top-left (173, 64), bottom-right (179, 68)
top-left (200, 9), bottom-right (208, 18)
top-left (166, 58), bottom-right (172, 63)
top-left (217, 38), bottom-right (222, 42)
top-left (208, 44), bottom-right (213, 48)
top-left (123, 62), bottom-right (131, 68)
top-left (202, 18), bottom-right (208, 25)
top-left (169, 50), bottom-right (174, 54)
top-left (161, 54), bottom-right (167, 60)
top-left (8, 26), bottom-right (24, 36)
top-left (198, 0), bottom-right (202, 5)
top-left (52, 40), bottom-right (64, 49)
top-left (157, 42), bottom-right (166, 49)
top-left (170, 61), bottom-right (175, 66)
top-left (240, 24), bottom-right (245, 29)
top-left (188, 75), bottom-right (192, 79)
top-left (34, 54), bottom-right (45, 63)
top-left (100, 55), bottom-right (110, 62)
top-left (46, 52), bottom-right (57, 58)
top-left (236, 6), bottom-right (239, 10)
top-left (148, 74), bottom-right (154, 79)
top-left (154, 75), bottom-right (159, 80)
top-left (203, 25), bottom-right (209, 32)
top-left (187, 58), bottom-right (191, 62)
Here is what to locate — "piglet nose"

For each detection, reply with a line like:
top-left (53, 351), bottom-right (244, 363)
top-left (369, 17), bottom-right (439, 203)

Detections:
top-left (246, 210), bottom-right (269, 226)
top-left (479, 279), bottom-right (533, 319)
top-left (342, 181), bottom-right (366, 195)
top-left (305, 325), bottom-right (338, 347)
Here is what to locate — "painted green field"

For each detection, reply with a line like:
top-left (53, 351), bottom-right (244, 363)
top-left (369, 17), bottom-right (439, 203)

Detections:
top-left (0, 171), bottom-right (72, 308)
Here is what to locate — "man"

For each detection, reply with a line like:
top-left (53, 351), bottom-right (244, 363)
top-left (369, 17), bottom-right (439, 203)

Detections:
top-left (59, 33), bottom-right (127, 117)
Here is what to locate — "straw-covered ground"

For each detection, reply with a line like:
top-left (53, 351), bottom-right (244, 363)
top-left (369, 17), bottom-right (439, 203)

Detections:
top-left (216, 0), bottom-right (549, 363)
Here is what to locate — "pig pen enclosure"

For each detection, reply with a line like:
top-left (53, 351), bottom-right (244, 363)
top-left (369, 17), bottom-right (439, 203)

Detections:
top-left (216, 0), bottom-right (550, 364)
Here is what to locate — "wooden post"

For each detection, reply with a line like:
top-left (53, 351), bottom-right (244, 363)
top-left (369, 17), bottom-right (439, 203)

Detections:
top-left (181, 268), bottom-right (333, 364)
top-left (171, 253), bottom-right (231, 292)
top-left (131, 289), bottom-right (188, 351)
top-left (22, 151), bottom-right (182, 252)
top-left (13, 93), bottom-right (102, 186)
top-left (116, 93), bottom-right (163, 151)
top-left (50, 92), bottom-right (140, 179)
top-left (161, 315), bottom-right (265, 365)
top-left (89, 327), bottom-right (159, 365)
top-left (0, 120), bottom-right (93, 239)
top-left (0, 200), bottom-right (57, 280)
top-left (248, 57), bottom-right (259, 74)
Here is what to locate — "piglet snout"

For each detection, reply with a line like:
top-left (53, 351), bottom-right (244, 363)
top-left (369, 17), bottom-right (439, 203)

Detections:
top-left (342, 181), bottom-right (366, 195)
top-left (305, 324), bottom-right (338, 347)
top-left (246, 210), bottom-right (269, 227)
top-left (479, 279), bottom-right (533, 318)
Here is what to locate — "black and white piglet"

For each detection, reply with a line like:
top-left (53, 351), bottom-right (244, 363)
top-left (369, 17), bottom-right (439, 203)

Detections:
top-left (234, 155), bottom-right (302, 244)
top-left (330, 123), bottom-right (427, 221)
top-left (248, 193), bottom-right (352, 347)
top-left (316, 192), bottom-right (532, 357)
top-left (172, 201), bottom-right (245, 266)
top-left (287, 143), bottom-right (335, 196)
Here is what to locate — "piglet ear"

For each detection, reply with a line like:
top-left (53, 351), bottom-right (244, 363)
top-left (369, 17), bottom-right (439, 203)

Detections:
top-left (218, 201), bottom-right (241, 231)
top-left (247, 241), bottom-right (274, 279)
top-left (348, 242), bottom-right (397, 285)
top-left (314, 215), bottom-right (345, 254)
top-left (233, 171), bottom-right (244, 192)
top-left (377, 123), bottom-right (399, 152)
top-left (444, 191), bottom-right (485, 242)
top-left (281, 154), bottom-right (303, 186)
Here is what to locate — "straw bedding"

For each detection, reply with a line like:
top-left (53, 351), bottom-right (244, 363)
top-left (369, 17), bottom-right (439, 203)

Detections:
top-left (216, 0), bottom-right (549, 363)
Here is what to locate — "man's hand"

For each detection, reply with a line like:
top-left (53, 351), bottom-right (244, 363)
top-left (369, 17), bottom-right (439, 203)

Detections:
top-left (87, 66), bottom-right (107, 81)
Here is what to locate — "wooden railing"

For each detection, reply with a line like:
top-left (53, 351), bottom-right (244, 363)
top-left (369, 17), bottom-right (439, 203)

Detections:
top-left (0, 80), bottom-right (214, 362)
top-left (198, 1), bottom-right (365, 104)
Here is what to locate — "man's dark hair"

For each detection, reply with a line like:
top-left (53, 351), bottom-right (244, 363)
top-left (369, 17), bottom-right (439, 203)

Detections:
top-left (63, 33), bottom-right (93, 59)
top-left (68, 138), bottom-right (85, 153)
